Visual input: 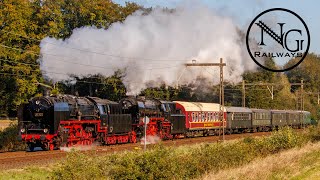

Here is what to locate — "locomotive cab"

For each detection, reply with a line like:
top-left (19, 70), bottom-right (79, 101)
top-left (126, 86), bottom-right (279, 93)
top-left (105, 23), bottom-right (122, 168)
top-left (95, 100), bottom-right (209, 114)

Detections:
top-left (160, 101), bottom-right (186, 135)
top-left (87, 97), bottom-right (132, 134)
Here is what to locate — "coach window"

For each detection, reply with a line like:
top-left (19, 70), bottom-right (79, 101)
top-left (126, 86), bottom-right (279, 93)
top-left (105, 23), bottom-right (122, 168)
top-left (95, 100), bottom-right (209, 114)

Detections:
top-left (195, 113), bottom-right (197, 122)
top-left (191, 113), bottom-right (194, 121)
top-left (192, 113), bottom-right (194, 122)
top-left (194, 112), bottom-right (197, 122)
top-left (198, 113), bottom-right (200, 122)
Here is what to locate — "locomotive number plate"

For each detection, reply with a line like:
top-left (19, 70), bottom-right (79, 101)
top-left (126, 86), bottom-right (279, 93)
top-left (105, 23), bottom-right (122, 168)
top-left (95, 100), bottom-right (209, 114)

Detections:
top-left (34, 113), bottom-right (43, 117)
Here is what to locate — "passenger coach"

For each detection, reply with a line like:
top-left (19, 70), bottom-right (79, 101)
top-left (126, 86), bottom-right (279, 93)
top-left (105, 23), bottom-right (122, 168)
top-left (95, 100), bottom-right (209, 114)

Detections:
top-left (174, 101), bottom-right (226, 136)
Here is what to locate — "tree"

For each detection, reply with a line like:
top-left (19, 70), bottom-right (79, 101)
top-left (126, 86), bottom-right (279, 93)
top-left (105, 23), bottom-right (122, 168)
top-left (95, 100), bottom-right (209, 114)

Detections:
top-left (0, 0), bottom-right (141, 115)
top-left (0, 0), bottom-right (40, 116)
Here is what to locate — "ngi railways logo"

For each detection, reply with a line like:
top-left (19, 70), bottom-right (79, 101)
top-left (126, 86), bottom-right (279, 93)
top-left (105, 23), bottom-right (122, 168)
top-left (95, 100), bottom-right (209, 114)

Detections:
top-left (246, 8), bottom-right (310, 72)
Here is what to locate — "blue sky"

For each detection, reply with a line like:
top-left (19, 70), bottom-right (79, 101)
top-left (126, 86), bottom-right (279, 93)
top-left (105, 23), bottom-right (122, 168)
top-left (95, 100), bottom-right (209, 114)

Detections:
top-left (114, 0), bottom-right (319, 54)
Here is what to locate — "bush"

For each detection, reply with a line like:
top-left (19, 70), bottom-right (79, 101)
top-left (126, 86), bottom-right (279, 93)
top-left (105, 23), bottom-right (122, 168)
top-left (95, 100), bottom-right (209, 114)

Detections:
top-left (306, 125), bottom-right (320, 142)
top-left (0, 123), bottom-right (26, 152)
top-left (50, 127), bottom-right (320, 179)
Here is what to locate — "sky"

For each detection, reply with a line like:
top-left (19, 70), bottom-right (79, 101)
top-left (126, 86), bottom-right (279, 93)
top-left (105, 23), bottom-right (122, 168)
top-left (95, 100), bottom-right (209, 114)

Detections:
top-left (114, 0), bottom-right (320, 55)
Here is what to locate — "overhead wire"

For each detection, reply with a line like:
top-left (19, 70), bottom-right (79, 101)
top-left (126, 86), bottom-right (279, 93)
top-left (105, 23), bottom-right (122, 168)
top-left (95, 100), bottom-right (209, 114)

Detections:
top-left (0, 29), bottom-right (190, 62)
top-left (0, 44), bottom-right (183, 70)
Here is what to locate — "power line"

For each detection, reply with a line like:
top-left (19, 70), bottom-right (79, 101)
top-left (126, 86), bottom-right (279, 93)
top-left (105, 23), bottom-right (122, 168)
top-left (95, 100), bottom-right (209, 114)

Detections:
top-left (0, 72), bottom-right (37, 78)
top-left (0, 58), bottom-right (39, 66)
top-left (0, 45), bottom-right (182, 70)
top-left (0, 29), bottom-right (189, 62)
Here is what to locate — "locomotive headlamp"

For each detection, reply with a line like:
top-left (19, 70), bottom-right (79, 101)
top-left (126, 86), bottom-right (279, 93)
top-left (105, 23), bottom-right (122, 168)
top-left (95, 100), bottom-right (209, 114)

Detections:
top-left (43, 128), bottom-right (48, 133)
top-left (20, 128), bottom-right (26, 133)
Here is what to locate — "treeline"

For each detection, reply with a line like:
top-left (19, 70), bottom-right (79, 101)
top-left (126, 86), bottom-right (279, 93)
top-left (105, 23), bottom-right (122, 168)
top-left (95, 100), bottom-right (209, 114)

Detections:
top-left (45, 54), bottom-right (320, 121)
top-left (0, 1), bottom-right (320, 121)
top-left (0, 0), bottom-right (141, 116)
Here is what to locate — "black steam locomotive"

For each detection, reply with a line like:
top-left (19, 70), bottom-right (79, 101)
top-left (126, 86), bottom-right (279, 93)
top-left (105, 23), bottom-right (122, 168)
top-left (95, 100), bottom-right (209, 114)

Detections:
top-left (18, 94), bottom-right (185, 151)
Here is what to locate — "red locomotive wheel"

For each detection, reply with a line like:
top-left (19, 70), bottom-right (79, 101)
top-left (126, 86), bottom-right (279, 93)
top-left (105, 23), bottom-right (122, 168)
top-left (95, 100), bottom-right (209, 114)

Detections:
top-left (49, 143), bottom-right (54, 151)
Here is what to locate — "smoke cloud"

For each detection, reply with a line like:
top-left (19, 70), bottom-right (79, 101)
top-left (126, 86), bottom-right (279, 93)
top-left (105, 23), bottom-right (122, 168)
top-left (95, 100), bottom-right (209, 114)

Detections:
top-left (39, 3), bottom-right (256, 95)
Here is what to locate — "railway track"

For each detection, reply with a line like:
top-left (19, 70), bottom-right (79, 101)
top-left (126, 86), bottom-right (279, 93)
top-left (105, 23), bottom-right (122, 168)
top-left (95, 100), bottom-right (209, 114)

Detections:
top-left (0, 131), bottom-right (273, 170)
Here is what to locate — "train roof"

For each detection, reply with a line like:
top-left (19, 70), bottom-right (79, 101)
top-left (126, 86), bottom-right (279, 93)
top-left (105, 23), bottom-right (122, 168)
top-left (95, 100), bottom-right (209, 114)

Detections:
top-left (174, 101), bottom-right (225, 112)
top-left (87, 97), bottom-right (118, 105)
top-left (285, 110), bottom-right (302, 114)
top-left (251, 108), bottom-right (271, 113)
top-left (271, 109), bottom-right (288, 113)
top-left (226, 106), bottom-right (252, 113)
top-left (160, 100), bottom-right (174, 104)
top-left (302, 111), bottom-right (311, 114)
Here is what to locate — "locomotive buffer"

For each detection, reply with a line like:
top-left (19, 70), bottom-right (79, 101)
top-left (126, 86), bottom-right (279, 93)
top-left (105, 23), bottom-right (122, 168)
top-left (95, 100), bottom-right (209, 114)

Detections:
top-left (185, 58), bottom-right (226, 141)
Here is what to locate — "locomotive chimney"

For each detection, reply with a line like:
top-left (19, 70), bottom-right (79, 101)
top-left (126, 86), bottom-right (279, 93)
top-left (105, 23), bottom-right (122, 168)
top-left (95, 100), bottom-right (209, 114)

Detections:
top-left (43, 89), bottom-right (50, 97)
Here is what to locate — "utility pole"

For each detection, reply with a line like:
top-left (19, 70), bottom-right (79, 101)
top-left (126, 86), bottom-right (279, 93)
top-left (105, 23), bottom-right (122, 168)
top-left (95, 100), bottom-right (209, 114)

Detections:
top-left (301, 80), bottom-right (304, 111)
top-left (241, 81), bottom-right (303, 109)
top-left (185, 58), bottom-right (226, 141)
top-left (242, 80), bottom-right (245, 107)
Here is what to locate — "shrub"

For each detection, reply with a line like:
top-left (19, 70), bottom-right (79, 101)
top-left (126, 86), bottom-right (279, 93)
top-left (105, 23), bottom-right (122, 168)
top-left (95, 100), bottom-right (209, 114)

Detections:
top-left (0, 123), bottom-right (26, 152)
top-left (50, 127), bottom-right (320, 179)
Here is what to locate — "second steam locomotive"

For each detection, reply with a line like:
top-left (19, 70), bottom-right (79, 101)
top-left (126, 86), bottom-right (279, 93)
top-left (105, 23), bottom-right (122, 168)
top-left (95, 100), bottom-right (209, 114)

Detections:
top-left (18, 94), bottom-right (312, 151)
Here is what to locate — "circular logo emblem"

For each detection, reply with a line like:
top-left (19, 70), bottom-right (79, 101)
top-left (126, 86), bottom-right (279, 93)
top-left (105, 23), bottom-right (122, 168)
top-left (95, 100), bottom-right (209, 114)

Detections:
top-left (246, 8), bottom-right (310, 72)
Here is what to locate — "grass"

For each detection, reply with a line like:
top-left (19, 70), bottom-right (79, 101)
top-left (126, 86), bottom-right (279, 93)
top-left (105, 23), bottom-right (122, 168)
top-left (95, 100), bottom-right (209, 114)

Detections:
top-left (0, 167), bottom-right (52, 180)
top-left (201, 142), bottom-right (320, 180)
top-left (1, 126), bottom-right (320, 180)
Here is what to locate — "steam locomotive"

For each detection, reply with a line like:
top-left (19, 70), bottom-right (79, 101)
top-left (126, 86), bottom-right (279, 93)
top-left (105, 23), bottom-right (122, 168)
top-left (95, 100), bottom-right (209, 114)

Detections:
top-left (18, 95), bottom-right (185, 151)
top-left (18, 94), bottom-right (312, 151)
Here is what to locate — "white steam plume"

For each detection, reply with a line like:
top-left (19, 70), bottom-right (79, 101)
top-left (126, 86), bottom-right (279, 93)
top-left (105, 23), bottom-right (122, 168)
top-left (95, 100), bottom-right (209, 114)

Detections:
top-left (39, 3), bottom-right (256, 95)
